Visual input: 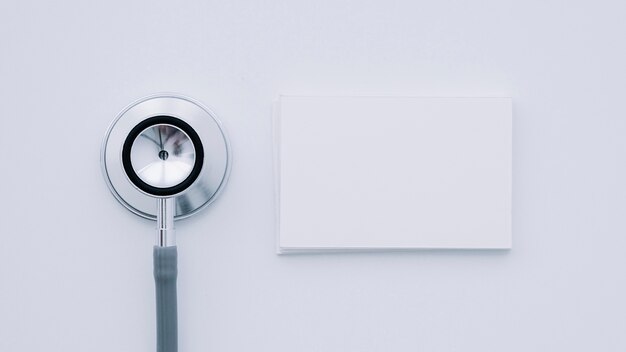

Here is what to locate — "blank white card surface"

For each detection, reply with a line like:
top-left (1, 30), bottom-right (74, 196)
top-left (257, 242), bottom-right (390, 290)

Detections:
top-left (274, 96), bottom-right (512, 253)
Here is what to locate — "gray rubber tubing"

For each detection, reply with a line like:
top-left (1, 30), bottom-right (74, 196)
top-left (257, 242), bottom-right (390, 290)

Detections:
top-left (154, 246), bottom-right (178, 352)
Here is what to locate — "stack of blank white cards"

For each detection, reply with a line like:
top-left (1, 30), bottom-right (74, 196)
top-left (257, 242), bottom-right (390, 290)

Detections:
top-left (274, 96), bottom-right (512, 253)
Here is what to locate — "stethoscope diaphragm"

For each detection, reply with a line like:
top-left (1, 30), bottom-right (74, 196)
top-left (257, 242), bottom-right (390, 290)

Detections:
top-left (101, 93), bottom-right (230, 219)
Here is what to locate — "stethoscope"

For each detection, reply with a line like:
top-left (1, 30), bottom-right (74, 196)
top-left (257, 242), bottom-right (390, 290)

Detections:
top-left (101, 94), bottom-right (231, 352)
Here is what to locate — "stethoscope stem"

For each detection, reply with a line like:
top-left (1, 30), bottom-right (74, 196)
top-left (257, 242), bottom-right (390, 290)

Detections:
top-left (156, 198), bottom-right (176, 247)
top-left (155, 197), bottom-right (178, 352)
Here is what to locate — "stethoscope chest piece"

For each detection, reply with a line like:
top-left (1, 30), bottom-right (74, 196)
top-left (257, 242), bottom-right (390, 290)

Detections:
top-left (102, 93), bottom-right (229, 352)
top-left (101, 94), bottom-right (231, 220)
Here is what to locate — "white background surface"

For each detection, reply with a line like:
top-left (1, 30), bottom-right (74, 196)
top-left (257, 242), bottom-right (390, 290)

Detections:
top-left (278, 96), bottom-right (512, 250)
top-left (1, 0), bottom-right (625, 351)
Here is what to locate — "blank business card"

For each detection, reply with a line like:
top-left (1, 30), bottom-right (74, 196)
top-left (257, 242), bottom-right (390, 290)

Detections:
top-left (274, 96), bottom-right (512, 253)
